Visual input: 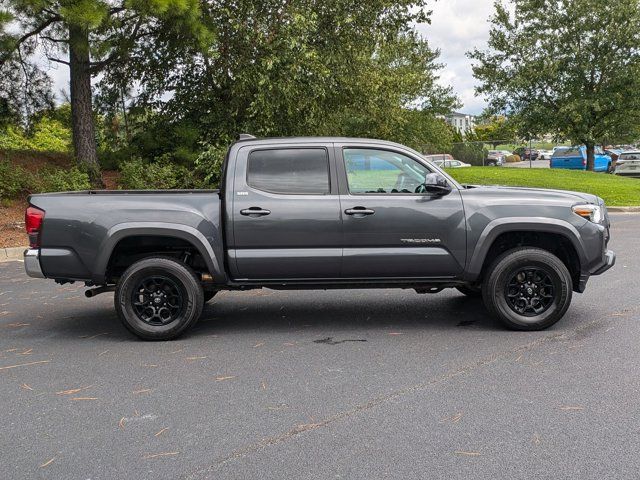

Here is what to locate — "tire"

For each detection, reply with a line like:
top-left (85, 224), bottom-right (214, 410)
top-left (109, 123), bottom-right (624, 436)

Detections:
top-left (115, 256), bottom-right (204, 340)
top-left (482, 247), bottom-right (572, 331)
top-left (456, 285), bottom-right (482, 297)
top-left (203, 290), bottom-right (217, 303)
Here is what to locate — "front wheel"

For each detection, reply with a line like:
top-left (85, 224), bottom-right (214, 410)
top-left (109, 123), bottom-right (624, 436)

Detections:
top-left (115, 257), bottom-right (204, 340)
top-left (482, 248), bottom-right (572, 331)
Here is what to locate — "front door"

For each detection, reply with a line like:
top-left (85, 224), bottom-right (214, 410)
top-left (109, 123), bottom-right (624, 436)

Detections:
top-left (336, 145), bottom-right (466, 279)
top-left (230, 144), bottom-right (343, 280)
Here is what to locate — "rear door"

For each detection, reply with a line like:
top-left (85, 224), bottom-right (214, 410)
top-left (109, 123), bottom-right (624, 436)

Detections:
top-left (335, 144), bottom-right (466, 279)
top-left (229, 143), bottom-right (342, 280)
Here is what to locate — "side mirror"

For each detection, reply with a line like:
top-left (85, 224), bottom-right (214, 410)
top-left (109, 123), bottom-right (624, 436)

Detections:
top-left (420, 172), bottom-right (452, 196)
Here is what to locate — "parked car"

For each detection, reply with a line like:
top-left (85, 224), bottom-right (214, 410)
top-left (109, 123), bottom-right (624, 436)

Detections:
top-left (24, 135), bottom-right (615, 340)
top-left (551, 146), bottom-right (612, 172)
top-left (423, 154), bottom-right (454, 163)
top-left (513, 147), bottom-right (539, 161)
top-left (614, 151), bottom-right (640, 177)
top-left (433, 159), bottom-right (471, 168)
top-left (486, 151), bottom-right (505, 166)
top-left (537, 149), bottom-right (554, 160)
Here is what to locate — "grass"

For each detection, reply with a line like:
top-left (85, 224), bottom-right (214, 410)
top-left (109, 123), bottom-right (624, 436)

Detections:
top-left (448, 167), bottom-right (640, 206)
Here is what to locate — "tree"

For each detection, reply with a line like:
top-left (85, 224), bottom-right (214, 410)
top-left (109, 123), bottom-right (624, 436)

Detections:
top-left (469, 0), bottom-right (640, 170)
top-left (472, 115), bottom-right (516, 148)
top-left (96, 0), bottom-right (457, 155)
top-left (0, 0), bottom-right (206, 184)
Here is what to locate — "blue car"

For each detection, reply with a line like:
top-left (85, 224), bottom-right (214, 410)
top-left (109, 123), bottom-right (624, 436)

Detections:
top-left (551, 146), bottom-right (612, 172)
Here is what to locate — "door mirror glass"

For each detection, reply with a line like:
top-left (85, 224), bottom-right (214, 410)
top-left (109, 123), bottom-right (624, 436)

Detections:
top-left (419, 173), bottom-right (452, 196)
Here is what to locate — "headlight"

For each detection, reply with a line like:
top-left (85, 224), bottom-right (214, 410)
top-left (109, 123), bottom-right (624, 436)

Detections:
top-left (572, 204), bottom-right (603, 223)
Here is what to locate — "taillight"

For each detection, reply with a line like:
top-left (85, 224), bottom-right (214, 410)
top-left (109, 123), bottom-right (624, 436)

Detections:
top-left (25, 206), bottom-right (45, 248)
top-left (582, 159), bottom-right (586, 166)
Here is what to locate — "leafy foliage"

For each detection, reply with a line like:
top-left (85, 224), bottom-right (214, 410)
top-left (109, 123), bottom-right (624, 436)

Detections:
top-left (451, 142), bottom-right (488, 166)
top-left (0, 159), bottom-right (89, 200)
top-left (0, 112), bottom-right (71, 152)
top-left (469, 0), bottom-right (640, 169)
top-left (118, 158), bottom-right (203, 190)
top-left (97, 1), bottom-right (457, 160)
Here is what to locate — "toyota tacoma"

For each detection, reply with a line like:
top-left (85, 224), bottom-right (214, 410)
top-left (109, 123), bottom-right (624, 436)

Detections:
top-left (24, 136), bottom-right (616, 340)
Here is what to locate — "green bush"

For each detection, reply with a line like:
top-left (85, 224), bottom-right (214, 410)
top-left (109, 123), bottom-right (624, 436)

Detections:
top-left (194, 143), bottom-right (227, 187)
top-left (119, 157), bottom-right (202, 190)
top-left (0, 159), bottom-right (90, 199)
top-left (0, 116), bottom-right (71, 153)
top-left (0, 126), bottom-right (30, 150)
top-left (452, 142), bottom-right (488, 166)
top-left (35, 166), bottom-right (91, 192)
top-left (28, 117), bottom-right (72, 152)
top-left (0, 160), bottom-right (31, 200)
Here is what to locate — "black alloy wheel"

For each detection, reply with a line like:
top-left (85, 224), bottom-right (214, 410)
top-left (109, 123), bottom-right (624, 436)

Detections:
top-left (482, 247), bottom-right (572, 331)
top-left (115, 257), bottom-right (204, 340)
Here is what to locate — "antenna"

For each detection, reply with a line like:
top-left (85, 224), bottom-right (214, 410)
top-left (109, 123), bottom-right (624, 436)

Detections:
top-left (237, 133), bottom-right (256, 141)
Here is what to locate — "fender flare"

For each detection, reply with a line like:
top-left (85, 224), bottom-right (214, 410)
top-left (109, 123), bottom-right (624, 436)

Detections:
top-left (465, 217), bottom-right (587, 281)
top-left (92, 222), bottom-right (226, 284)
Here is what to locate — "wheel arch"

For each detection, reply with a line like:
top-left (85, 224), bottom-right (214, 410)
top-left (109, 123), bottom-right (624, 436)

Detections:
top-left (465, 218), bottom-right (586, 285)
top-left (93, 222), bottom-right (226, 284)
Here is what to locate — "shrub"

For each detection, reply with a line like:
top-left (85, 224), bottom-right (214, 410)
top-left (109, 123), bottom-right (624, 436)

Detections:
top-left (194, 143), bottom-right (227, 187)
top-left (35, 166), bottom-right (91, 192)
top-left (119, 157), bottom-right (202, 190)
top-left (0, 126), bottom-right (30, 150)
top-left (505, 154), bottom-right (521, 163)
top-left (0, 116), bottom-right (71, 153)
top-left (452, 142), bottom-right (488, 166)
top-left (0, 160), bottom-right (31, 200)
top-left (28, 117), bottom-right (72, 152)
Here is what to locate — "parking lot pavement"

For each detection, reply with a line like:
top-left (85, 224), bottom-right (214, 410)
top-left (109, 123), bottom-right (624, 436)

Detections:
top-left (1, 214), bottom-right (638, 480)
top-left (503, 159), bottom-right (550, 168)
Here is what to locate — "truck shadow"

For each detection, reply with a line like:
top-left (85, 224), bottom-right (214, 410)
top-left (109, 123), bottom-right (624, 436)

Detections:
top-left (189, 290), bottom-right (502, 337)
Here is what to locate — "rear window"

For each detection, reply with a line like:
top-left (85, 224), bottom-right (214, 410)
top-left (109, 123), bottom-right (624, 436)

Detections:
top-left (247, 148), bottom-right (330, 195)
top-left (620, 152), bottom-right (640, 160)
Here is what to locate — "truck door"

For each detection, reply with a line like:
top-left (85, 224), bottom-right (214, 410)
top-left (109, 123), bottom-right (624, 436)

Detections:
top-left (229, 143), bottom-right (343, 280)
top-left (335, 145), bottom-right (466, 279)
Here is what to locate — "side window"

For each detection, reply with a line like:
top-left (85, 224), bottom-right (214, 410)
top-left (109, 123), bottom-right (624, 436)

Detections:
top-left (343, 148), bottom-right (430, 194)
top-left (247, 148), bottom-right (330, 195)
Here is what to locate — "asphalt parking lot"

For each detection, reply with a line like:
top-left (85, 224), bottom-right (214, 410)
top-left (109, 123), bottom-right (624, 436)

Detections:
top-left (503, 159), bottom-right (550, 168)
top-left (1, 213), bottom-right (639, 480)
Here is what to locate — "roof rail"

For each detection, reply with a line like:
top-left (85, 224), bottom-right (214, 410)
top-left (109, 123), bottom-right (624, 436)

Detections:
top-left (237, 133), bottom-right (256, 141)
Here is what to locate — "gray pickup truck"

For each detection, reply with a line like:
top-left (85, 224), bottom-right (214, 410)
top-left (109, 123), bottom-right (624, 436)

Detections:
top-left (24, 136), bottom-right (615, 340)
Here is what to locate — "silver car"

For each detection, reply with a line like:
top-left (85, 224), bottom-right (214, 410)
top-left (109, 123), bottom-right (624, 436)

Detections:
top-left (614, 151), bottom-right (640, 177)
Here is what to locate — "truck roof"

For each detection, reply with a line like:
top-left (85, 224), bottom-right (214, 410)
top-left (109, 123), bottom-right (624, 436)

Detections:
top-left (232, 135), bottom-right (418, 151)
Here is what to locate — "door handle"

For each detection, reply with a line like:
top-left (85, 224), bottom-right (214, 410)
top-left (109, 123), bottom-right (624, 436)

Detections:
top-left (345, 206), bottom-right (375, 216)
top-left (240, 207), bottom-right (271, 217)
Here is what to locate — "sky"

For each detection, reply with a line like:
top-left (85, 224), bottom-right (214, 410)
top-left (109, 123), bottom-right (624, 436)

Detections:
top-left (45, 0), bottom-right (495, 116)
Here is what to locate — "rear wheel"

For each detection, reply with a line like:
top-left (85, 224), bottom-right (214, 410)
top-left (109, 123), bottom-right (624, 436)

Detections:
top-left (115, 257), bottom-right (204, 340)
top-left (482, 248), bottom-right (572, 331)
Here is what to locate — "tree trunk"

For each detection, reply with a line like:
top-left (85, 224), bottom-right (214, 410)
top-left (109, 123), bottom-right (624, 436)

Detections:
top-left (69, 25), bottom-right (102, 187)
top-left (585, 141), bottom-right (595, 171)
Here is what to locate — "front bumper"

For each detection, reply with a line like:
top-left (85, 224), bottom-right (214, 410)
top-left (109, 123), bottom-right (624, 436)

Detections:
top-left (24, 249), bottom-right (45, 278)
top-left (592, 249), bottom-right (616, 275)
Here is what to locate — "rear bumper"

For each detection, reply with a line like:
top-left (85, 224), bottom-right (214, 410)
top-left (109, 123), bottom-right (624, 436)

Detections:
top-left (24, 249), bottom-right (45, 278)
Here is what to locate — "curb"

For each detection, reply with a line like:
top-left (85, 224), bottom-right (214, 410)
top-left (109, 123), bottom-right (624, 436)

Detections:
top-left (0, 247), bottom-right (26, 262)
top-left (607, 206), bottom-right (640, 213)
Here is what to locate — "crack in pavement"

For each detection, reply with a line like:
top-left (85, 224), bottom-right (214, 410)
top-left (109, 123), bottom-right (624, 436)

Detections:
top-left (183, 314), bottom-right (627, 479)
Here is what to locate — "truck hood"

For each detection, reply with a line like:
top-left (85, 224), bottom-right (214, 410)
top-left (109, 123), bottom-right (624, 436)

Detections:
top-left (461, 184), bottom-right (601, 205)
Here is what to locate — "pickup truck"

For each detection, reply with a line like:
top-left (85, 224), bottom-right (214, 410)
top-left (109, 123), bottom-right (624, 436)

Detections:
top-left (24, 136), bottom-right (616, 340)
top-left (551, 146), bottom-right (612, 172)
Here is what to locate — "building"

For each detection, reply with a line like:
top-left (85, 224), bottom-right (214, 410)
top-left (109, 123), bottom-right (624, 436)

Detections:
top-left (444, 112), bottom-right (477, 135)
